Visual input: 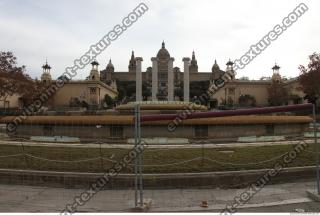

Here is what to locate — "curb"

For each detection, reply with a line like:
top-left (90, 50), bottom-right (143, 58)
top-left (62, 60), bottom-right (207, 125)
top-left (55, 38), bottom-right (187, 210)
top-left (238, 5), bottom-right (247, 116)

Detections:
top-left (306, 191), bottom-right (320, 202)
top-left (150, 198), bottom-right (312, 212)
top-left (0, 166), bottom-right (316, 189)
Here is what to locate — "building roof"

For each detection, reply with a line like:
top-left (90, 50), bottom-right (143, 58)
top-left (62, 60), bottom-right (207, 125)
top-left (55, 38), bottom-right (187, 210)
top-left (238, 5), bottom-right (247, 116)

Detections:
top-left (106, 59), bottom-right (114, 68)
top-left (42, 62), bottom-right (51, 70)
top-left (156, 41), bottom-right (170, 60)
top-left (212, 60), bottom-right (220, 72)
top-left (91, 60), bottom-right (99, 66)
top-left (272, 64), bottom-right (280, 70)
top-left (226, 59), bottom-right (234, 66)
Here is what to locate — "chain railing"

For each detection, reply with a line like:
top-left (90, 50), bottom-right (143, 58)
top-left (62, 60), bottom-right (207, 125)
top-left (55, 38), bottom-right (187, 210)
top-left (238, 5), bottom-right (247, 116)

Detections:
top-left (0, 103), bottom-right (318, 211)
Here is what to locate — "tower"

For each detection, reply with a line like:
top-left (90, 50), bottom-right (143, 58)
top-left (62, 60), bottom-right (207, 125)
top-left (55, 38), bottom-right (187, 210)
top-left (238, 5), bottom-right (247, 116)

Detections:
top-left (157, 41), bottom-right (170, 72)
top-left (105, 59), bottom-right (114, 81)
top-left (41, 61), bottom-right (52, 84)
top-left (271, 63), bottom-right (281, 83)
top-left (89, 60), bottom-right (100, 81)
top-left (212, 59), bottom-right (223, 80)
top-left (226, 59), bottom-right (235, 80)
top-left (106, 59), bottom-right (114, 73)
top-left (156, 41), bottom-right (171, 100)
top-left (128, 51), bottom-right (136, 73)
top-left (189, 51), bottom-right (198, 73)
top-left (100, 59), bottom-right (114, 83)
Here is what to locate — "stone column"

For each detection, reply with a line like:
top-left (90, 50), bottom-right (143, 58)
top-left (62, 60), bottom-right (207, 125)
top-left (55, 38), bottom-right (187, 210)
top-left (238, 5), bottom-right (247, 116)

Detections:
top-left (151, 57), bottom-right (158, 101)
top-left (183, 57), bottom-right (190, 102)
top-left (167, 57), bottom-right (175, 101)
top-left (135, 57), bottom-right (143, 102)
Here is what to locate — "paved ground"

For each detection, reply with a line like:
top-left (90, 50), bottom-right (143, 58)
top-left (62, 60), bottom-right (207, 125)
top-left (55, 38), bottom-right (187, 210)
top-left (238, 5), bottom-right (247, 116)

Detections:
top-left (235, 202), bottom-right (320, 213)
top-left (0, 181), bottom-right (318, 212)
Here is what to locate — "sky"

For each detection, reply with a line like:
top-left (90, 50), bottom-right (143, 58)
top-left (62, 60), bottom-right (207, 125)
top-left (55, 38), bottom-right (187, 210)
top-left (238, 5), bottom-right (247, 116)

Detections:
top-left (0, 0), bottom-right (319, 80)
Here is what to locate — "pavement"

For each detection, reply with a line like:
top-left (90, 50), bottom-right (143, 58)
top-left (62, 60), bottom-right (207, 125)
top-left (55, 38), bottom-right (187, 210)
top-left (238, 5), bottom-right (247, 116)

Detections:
top-left (0, 181), bottom-right (318, 212)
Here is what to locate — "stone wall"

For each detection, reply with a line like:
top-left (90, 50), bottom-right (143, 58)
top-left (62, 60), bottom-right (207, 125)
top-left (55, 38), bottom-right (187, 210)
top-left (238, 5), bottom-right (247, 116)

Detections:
top-left (12, 122), bottom-right (309, 142)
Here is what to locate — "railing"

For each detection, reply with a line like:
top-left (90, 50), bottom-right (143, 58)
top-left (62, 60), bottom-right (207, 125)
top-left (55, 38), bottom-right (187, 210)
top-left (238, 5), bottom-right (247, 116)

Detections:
top-left (0, 103), bottom-right (318, 210)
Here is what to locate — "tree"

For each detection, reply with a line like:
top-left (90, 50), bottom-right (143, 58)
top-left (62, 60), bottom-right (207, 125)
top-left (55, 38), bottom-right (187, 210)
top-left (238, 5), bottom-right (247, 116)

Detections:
top-left (0, 52), bottom-right (48, 109)
top-left (0, 51), bottom-right (40, 108)
top-left (116, 81), bottom-right (135, 103)
top-left (69, 97), bottom-right (81, 107)
top-left (174, 88), bottom-right (183, 100)
top-left (104, 94), bottom-right (114, 109)
top-left (239, 94), bottom-right (256, 107)
top-left (142, 83), bottom-right (151, 99)
top-left (190, 81), bottom-right (210, 98)
top-left (267, 80), bottom-right (289, 106)
top-left (298, 53), bottom-right (320, 105)
top-left (239, 76), bottom-right (249, 80)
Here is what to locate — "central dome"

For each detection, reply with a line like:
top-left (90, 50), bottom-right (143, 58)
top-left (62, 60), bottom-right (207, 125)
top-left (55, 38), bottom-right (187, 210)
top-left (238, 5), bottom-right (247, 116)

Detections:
top-left (157, 41), bottom-right (170, 60)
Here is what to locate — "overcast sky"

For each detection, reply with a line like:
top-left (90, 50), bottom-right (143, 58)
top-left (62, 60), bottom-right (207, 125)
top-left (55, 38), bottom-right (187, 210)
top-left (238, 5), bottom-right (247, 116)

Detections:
top-left (0, 0), bottom-right (319, 80)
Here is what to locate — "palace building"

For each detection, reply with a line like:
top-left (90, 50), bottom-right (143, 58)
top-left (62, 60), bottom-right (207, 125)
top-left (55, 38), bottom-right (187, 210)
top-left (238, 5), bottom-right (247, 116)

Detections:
top-left (98, 41), bottom-right (306, 108)
top-left (39, 61), bottom-right (118, 109)
top-left (1, 42), bottom-right (307, 110)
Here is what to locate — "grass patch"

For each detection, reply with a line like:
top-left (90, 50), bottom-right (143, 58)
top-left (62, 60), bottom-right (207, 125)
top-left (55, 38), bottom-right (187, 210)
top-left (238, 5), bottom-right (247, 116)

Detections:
top-left (0, 142), bottom-right (316, 173)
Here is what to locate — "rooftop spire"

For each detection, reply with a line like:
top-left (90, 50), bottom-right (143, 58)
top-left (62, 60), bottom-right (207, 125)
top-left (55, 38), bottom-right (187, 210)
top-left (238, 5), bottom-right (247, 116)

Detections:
top-left (226, 58), bottom-right (234, 66)
top-left (91, 60), bottom-right (99, 71)
top-left (162, 41), bottom-right (165, 48)
top-left (91, 60), bottom-right (99, 66)
top-left (129, 50), bottom-right (136, 72)
top-left (272, 63), bottom-right (280, 71)
top-left (42, 60), bottom-right (51, 71)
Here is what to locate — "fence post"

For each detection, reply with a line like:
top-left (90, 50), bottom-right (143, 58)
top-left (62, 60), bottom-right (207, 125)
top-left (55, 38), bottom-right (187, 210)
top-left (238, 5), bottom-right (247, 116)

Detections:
top-left (99, 142), bottom-right (104, 172)
top-left (313, 104), bottom-right (320, 195)
top-left (20, 141), bottom-right (29, 168)
top-left (134, 104), bottom-right (139, 207)
top-left (138, 104), bottom-right (143, 207)
top-left (134, 104), bottom-right (143, 207)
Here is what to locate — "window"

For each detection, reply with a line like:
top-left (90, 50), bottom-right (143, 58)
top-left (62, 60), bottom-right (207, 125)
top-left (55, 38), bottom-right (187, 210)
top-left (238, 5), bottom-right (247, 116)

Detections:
top-left (265, 125), bottom-right (274, 135)
top-left (90, 88), bottom-right (97, 94)
top-left (194, 125), bottom-right (208, 138)
top-left (228, 88), bottom-right (235, 94)
top-left (43, 125), bottom-right (53, 136)
top-left (4, 101), bottom-right (9, 109)
top-left (110, 126), bottom-right (123, 138)
top-left (159, 73), bottom-right (167, 81)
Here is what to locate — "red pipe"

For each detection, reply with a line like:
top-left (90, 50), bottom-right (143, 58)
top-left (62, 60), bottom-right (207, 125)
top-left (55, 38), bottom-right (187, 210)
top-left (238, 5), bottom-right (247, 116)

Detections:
top-left (140, 103), bottom-right (313, 122)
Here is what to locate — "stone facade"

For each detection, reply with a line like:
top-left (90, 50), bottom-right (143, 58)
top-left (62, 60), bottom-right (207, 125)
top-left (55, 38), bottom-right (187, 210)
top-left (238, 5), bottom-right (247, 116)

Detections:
top-left (99, 42), bottom-right (223, 101)
top-left (40, 61), bottom-right (118, 109)
top-left (98, 41), bottom-right (306, 107)
top-left (51, 80), bottom-right (118, 108)
top-left (8, 116), bottom-right (310, 141)
top-left (1, 42), bottom-right (307, 109)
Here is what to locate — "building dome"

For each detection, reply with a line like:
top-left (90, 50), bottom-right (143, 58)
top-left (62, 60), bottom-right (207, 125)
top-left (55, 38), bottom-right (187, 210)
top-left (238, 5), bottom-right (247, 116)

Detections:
top-left (212, 59), bottom-right (220, 72)
top-left (107, 59), bottom-right (114, 68)
top-left (156, 41), bottom-right (170, 60)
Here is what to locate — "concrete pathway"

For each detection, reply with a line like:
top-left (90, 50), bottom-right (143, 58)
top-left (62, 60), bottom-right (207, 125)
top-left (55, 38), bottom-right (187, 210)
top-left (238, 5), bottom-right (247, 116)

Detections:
top-left (0, 181), bottom-right (317, 212)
